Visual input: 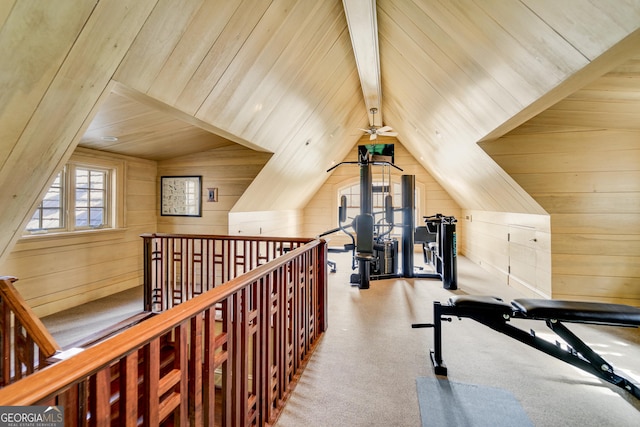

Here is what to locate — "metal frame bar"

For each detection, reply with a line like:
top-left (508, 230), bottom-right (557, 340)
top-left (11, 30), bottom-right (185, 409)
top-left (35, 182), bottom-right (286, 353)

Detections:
top-left (414, 301), bottom-right (640, 399)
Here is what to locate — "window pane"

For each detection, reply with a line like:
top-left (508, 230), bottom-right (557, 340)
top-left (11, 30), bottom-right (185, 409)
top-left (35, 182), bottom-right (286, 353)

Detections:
top-left (42, 209), bottom-right (62, 228)
top-left (90, 189), bottom-right (104, 207)
top-left (26, 171), bottom-right (63, 231)
top-left (76, 189), bottom-right (88, 207)
top-left (89, 208), bottom-right (104, 227)
top-left (75, 168), bottom-right (107, 228)
top-left (76, 169), bottom-right (89, 187)
top-left (75, 208), bottom-right (88, 227)
top-left (27, 211), bottom-right (41, 230)
top-left (90, 171), bottom-right (104, 189)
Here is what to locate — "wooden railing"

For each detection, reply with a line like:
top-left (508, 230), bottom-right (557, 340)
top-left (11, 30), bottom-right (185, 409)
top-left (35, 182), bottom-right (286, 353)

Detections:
top-left (0, 276), bottom-right (60, 386)
top-left (0, 239), bottom-right (327, 426)
top-left (142, 233), bottom-right (313, 312)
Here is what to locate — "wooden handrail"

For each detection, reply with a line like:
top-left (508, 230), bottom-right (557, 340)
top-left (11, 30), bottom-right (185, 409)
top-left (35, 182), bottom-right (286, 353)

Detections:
top-left (0, 276), bottom-right (61, 387)
top-left (141, 233), bottom-right (314, 312)
top-left (139, 233), bottom-right (313, 244)
top-left (0, 239), bottom-right (327, 426)
top-left (0, 276), bottom-right (60, 358)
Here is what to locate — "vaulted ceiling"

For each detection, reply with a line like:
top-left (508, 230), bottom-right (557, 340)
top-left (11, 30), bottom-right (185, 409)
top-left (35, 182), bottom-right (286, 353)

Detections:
top-left (3, 0), bottom-right (640, 251)
top-left (76, 0), bottom-right (640, 216)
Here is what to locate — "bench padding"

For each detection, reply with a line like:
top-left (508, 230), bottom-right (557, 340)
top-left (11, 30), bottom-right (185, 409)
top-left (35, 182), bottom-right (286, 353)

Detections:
top-left (512, 299), bottom-right (640, 325)
top-left (423, 295), bottom-right (640, 399)
top-left (449, 295), bottom-right (512, 314)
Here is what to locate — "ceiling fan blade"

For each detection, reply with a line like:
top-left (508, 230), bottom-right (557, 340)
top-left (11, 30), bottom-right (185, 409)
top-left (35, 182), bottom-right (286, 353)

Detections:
top-left (370, 133), bottom-right (377, 140)
top-left (359, 128), bottom-right (372, 133)
top-left (379, 131), bottom-right (398, 137)
top-left (377, 126), bottom-right (393, 133)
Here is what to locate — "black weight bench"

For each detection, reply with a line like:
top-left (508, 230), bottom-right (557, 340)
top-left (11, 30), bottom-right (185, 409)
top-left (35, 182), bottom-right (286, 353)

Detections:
top-left (413, 295), bottom-right (640, 399)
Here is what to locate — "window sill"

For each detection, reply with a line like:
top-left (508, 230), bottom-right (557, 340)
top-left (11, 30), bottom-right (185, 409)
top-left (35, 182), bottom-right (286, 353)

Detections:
top-left (15, 228), bottom-right (128, 252)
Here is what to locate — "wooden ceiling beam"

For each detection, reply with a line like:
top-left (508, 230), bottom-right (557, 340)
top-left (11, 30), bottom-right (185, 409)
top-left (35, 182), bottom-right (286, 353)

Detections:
top-left (342, 0), bottom-right (383, 127)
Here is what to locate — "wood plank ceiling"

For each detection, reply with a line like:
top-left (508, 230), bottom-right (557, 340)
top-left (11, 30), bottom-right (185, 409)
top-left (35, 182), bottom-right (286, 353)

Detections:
top-left (75, 0), bottom-right (640, 214)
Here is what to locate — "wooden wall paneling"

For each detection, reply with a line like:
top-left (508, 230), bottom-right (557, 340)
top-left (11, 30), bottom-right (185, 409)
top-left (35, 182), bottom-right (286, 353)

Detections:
top-left (228, 210), bottom-right (303, 238)
top-left (406, 0), bottom-right (575, 105)
top-left (15, 253), bottom-right (141, 302)
top-left (147, 0), bottom-right (241, 106)
top-left (508, 224), bottom-right (549, 297)
top-left (173, 0), bottom-right (273, 116)
top-left (157, 145), bottom-right (271, 235)
top-left (237, 35), bottom-right (360, 158)
top-left (511, 171), bottom-right (640, 194)
top-left (482, 54), bottom-right (640, 303)
top-left (552, 214), bottom-right (640, 235)
top-left (521, 0), bottom-right (640, 59)
top-left (0, 148), bottom-right (157, 317)
top-left (481, 129), bottom-right (640, 153)
top-left (0, 0), bottom-right (15, 28)
top-left (553, 234), bottom-right (640, 257)
top-left (231, 68), bottom-right (364, 213)
top-left (379, 2), bottom-right (518, 134)
top-left (227, 1), bottom-right (346, 139)
top-left (0, 0), bottom-right (157, 267)
top-left (553, 254), bottom-right (640, 279)
top-left (114, 0), bottom-right (205, 94)
top-left (493, 150), bottom-right (640, 175)
top-left (379, 40), bottom-right (546, 214)
top-left (553, 275), bottom-right (640, 304)
top-left (197, 0), bottom-right (325, 131)
top-left (474, 0), bottom-right (590, 79)
top-left (0, 1), bottom-right (95, 163)
top-left (460, 209), bottom-right (551, 296)
top-left (7, 238), bottom-right (141, 289)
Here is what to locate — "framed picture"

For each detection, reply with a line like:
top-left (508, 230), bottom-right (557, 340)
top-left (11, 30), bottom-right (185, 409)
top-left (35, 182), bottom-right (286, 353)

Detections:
top-left (207, 187), bottom-right (218, 202)
top-left (160, 176), bottom-right (202, 216)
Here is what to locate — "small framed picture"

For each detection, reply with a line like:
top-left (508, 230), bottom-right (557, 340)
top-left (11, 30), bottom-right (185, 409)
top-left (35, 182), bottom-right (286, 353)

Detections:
top-left (160, 176), bottom-right (202, 216)
top-left (207, 187), bottom-right (218, 202)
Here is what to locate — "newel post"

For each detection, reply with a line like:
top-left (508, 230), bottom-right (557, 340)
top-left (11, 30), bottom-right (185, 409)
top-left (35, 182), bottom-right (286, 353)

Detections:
top-left (318, 239), bottom-right (328, 332)
top-left (141, 234), bottom-right (154, 312)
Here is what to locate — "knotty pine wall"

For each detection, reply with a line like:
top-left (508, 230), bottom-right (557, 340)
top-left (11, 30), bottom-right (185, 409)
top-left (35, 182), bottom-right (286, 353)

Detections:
top-left (303, 137), bottom-right (461, 246)
top-left (157, 145), bottom-right (271, 235)
top-left (0, 144), bottom-right (272, 317)
top-left (458, 210), bottom-right (552, 298)
top-left (481, 128), bottom-right (639, 305)
top-left (0, 148), bottom-right (157, 318)
top-left (479, 58), bottom-right (640, 305)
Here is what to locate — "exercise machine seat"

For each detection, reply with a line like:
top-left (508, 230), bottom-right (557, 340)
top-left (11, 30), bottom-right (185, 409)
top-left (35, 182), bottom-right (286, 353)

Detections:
top-left (512, 298), bottom-right (640, 325)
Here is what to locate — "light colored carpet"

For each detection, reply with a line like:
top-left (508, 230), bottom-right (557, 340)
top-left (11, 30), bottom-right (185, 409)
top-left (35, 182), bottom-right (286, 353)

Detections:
top-left (41, 286), bottom-right (144, 348)
top-left (36, 255), bottom-right (640, 426)
top-left (274, 252), bottom-right (640, 427)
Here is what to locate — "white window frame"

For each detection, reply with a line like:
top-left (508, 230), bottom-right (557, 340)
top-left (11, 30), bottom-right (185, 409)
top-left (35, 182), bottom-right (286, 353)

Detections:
top-left (336, 177), bottom-right (424, 236)
top-left (25, 153), bottom-right (124, 236)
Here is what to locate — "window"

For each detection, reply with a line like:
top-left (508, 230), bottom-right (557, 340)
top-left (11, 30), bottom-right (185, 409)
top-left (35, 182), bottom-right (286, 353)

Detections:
top-left (74, 167), bottom-right (108, 228)
top-left (26, 156), bottom-right (121, 234)
top-left (28, 171), bottom-right (65, 231)
top-left (337, 179), bottom-right (422, 237)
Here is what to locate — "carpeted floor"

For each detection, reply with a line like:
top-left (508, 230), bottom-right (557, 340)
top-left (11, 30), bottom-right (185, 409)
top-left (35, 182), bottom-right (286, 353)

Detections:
top-left (41, 286), bottom-right (144, 348)
top-left (273, 252), bottom-right (640, 427)
top-left (39, 254), bottom-right (640, 426)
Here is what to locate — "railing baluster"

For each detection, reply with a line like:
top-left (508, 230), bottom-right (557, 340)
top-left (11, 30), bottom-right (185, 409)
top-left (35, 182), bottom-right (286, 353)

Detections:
top-left (0, 237), bottom-right (327, 427)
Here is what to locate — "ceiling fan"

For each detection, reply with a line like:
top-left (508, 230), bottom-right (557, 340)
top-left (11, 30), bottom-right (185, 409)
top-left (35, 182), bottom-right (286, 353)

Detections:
top-left (360, 108), bottom-right (397, 140)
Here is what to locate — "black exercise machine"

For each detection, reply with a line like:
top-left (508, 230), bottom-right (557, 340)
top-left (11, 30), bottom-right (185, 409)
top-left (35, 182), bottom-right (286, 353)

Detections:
top-left (320, 143), bottom-right (458, 289)
top-left (419, 214), bottom-right (457, 290)
top-left (413, 295), bottom-right (640, 399)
